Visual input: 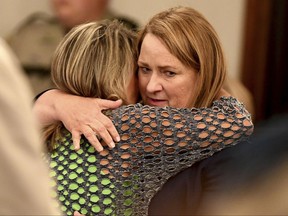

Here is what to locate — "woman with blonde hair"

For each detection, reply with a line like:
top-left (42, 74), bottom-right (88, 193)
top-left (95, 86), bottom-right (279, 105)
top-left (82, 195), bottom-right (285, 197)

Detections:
top-left (38, 7), bottom-right (253, 216)
top-left (44, 20), bottom-right (138, 150)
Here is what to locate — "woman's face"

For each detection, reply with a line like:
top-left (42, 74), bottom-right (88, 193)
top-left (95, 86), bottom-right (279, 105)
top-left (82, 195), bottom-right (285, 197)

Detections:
top-left (138, 33), bottom-right (198, 108)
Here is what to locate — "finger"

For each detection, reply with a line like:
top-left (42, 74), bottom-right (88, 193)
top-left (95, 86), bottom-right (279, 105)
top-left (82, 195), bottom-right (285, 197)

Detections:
top-left (106, 122), bottom-right (121, 143)
top-left (82, 126), bottom-right (104, 152)
top-left (90, 123), bottom-right (115, 149)
top-left (96, 115), bottom-right (120, 143)
top-left (71, 130), bottom-right (81, 151)
top-left (74, 211), bottom-right (84, 216)
top-left (97, 99), bottom-right (122, 110)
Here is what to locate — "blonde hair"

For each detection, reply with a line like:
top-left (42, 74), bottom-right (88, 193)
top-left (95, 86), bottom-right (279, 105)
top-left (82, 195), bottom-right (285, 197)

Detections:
top-left (52, 20), bottom-right (137, 101)
top-left (137, 6), bottom-right (226, 108)
top-left (44, 20), bottom-right (137, 150)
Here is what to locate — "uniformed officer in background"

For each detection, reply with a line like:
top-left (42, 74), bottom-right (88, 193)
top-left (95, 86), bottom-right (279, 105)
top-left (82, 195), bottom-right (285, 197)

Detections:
top-left (6, 0), bottom-right (138, 95)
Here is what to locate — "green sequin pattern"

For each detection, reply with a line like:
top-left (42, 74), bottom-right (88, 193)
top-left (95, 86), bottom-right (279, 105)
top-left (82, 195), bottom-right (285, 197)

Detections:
top-left (48, 97), bottom-right (253, 215)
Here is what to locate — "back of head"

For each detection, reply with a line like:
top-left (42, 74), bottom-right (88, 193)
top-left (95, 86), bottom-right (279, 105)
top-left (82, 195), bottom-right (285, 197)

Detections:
top-left (46, 20), bottom-right (137, 150)
top-left (51, 19), bottom-right (137, 104)
top-left (138, 6), bottom-right (226, 107)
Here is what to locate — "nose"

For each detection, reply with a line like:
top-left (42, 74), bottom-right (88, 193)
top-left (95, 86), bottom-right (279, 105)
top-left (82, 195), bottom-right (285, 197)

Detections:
top-left (146, 73), bottom-right (163, 93)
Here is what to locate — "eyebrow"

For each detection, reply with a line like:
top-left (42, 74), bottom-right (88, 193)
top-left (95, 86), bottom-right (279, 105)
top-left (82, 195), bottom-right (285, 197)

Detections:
top-left (137, 60), bottom-right (148, 66)
top-left (138, 60), bottom-right (177, 70)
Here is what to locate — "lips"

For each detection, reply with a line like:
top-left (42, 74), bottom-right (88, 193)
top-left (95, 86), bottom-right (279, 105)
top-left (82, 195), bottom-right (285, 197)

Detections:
top-left (146, 97), bottom-right (167, 107)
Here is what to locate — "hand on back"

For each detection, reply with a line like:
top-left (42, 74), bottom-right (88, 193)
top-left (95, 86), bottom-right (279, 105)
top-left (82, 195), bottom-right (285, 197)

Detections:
top-left (55, 93), bottom-right (122, 151)
top-left (35, 89), bottom-right (122, 152)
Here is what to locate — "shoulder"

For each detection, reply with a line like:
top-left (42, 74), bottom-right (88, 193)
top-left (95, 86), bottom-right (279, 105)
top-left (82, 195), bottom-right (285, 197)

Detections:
top-left (212, 96), bottom-right (251, 114)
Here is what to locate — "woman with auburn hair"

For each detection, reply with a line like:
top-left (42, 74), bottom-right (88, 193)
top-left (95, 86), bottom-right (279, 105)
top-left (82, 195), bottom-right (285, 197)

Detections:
top-left (38, 7), bottom-right (253, 216)
top-left (137, 6), bottom-right (226, 108)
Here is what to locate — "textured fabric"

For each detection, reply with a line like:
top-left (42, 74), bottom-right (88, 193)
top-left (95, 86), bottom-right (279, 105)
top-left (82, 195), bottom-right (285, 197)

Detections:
top-left (48, 96), bottom-right (253, 215)
top-left (149, 114), bottom-right (288, 215)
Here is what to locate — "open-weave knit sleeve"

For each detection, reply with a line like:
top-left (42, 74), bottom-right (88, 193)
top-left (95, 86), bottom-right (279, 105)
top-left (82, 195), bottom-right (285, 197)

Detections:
top-left (49, 96), bottom-right (253, 216)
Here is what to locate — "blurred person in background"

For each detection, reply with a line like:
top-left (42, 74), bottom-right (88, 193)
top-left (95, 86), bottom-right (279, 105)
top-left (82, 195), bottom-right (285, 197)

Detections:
top-left (0, 37), bottom-right (61, 215)
top-left (6, 0), bottom-right (138, 95)
top-left (50, 0), bottom-right (138, 32)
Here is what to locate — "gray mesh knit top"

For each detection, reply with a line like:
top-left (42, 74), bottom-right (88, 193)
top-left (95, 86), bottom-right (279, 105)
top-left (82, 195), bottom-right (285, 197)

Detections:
top-left (48, 96), bottom-right (253, 215)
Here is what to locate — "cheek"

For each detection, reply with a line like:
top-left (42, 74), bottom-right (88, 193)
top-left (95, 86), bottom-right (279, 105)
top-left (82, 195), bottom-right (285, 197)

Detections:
top-left (170, 75), bottom-right (198, 107)
top-left (170, 89), bottom-right (191, 108)
top-left (182, 75), bottom-right (199, 107)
